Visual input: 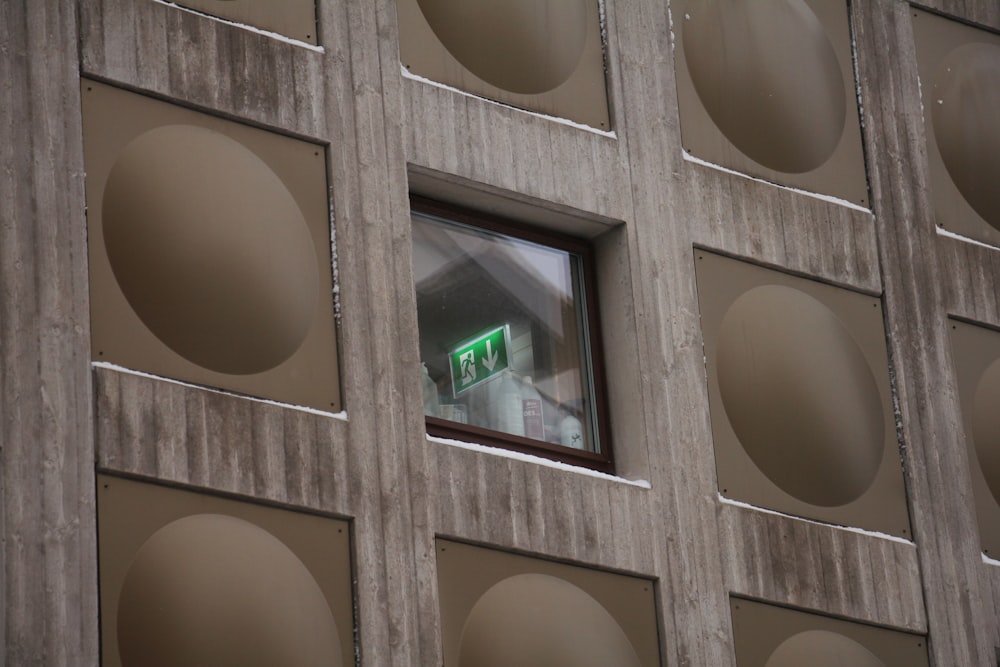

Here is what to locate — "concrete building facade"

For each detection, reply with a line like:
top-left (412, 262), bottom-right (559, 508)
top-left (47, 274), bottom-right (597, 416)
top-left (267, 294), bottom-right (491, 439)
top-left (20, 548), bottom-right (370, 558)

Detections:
top-left (3, 0), bottom-right (1000, 664)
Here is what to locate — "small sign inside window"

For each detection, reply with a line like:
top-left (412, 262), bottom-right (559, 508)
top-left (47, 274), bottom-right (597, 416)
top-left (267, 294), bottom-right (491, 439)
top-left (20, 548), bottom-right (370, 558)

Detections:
top-left (448, 325), bottom-right (512, 396)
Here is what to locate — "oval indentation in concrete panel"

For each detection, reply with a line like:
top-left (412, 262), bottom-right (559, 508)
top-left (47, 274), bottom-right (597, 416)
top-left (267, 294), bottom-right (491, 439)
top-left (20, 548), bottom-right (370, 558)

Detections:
top-left (765, 629), bottom-right (885, 667)
top-left (103, 125), bottom-right (319, 375)
top-left (416, 0), bottom-right (589, 94)
top-left (717, 285), bottom-right (884, 507)
top-left (973, 357), bottom-right (1000, 506)
top-left (459, 573), bottom-right (641, 667)
top-left (117, 514), bottom-right (342, 667)
top-left (683, 0), bottom-right (846, 173)
top-left (932, 42), bottom-right (1000, 231)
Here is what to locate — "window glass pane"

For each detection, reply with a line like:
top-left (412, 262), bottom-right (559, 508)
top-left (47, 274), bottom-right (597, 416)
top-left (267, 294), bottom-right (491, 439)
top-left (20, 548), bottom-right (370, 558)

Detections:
top-left (412, 211), bottom-right (601, 454)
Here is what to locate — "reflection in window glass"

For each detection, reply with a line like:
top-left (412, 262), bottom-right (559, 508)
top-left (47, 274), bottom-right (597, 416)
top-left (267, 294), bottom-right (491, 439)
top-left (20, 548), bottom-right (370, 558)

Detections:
top-left (412, 209), bottom-right (601, 455)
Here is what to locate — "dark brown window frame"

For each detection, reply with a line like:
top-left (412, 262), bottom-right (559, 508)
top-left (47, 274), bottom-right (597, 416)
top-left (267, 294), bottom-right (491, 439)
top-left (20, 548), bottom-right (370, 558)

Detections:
top-left (411, 196), bottom-right (614, 473)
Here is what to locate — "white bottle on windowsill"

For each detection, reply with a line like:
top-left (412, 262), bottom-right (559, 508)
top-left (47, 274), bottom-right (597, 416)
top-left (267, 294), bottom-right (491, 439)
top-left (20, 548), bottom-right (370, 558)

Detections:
top-left (521, 376), bottom-right (544, 440)
top-left (497, 370), bottom-right (525, 437)
top-left (560, 412), bottom-right (584, 449)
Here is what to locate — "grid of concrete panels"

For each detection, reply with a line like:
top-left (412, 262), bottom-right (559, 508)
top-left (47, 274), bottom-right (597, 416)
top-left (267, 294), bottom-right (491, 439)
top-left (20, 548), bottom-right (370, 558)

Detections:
top-left (7, 0), bottom-right (1000, 665)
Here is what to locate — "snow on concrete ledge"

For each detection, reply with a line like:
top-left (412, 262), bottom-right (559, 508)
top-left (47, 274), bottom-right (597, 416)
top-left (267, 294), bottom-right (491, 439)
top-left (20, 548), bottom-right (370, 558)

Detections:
top-left (91, 361), bottom-right (348, 420)
top-left (936, 225), bottom-right (1000, 251)
top-left (427, 434), bottom-right (651, 488)
top-left (718, 494), bottom-right (914, 545)
top-left (154, 0), bottom-right (325, 52)
top-left (401, 67), bottom-right (618, 138)
top-left (682, 151), bottom-right (872, 214)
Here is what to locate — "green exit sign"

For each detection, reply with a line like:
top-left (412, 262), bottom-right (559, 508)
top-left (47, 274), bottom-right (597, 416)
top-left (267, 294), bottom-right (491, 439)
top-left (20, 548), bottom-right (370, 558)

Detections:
top-left (449, 325), bottom-right (511, 396)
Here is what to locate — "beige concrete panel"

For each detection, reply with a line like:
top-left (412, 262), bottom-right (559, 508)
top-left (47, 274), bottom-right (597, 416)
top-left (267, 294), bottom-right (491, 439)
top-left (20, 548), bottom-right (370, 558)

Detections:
top-left (718, 286), bottom-right (883, 505)
top-left (104, 127), bottom-right (319, 374)
top-left (911, 0), bottom-right (1000, 32)
top-left (0, 2), bottom-right (98, 664)
top-left (684, 0), bottom-right (846, 173)
top-left (852, 1), bottom-right (996, 664)
top-left (396, 0), bottom-right (609, 129)
top-left (83, 80), bottom-right (341, 412)
top-left (436, 539), bottom-right (660, 667)
top-left (913, 8), bottom-right (1000, 246)
top-left (948, 320), bottom-right (1000, 557)
top-left (458, 574), bottom-right (641, 666)
top-left (719, 501), bottom-right (926, 632)
top-left (696, 251), bottom-right (910, 538)
top-left (79, 0), bottom-right (327, 140)
top-left (170, 0), bottom-right (317, 44)
top-left (673, 0), bottom-right (869, 206)
top-left (97, 474), bottom-right (354, 667)
top-left (731, 598), bottom-right (928, 667)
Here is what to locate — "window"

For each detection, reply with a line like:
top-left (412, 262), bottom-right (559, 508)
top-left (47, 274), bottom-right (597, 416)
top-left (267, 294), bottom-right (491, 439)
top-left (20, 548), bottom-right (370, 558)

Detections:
top-left (411, 197), bottom-right (612, 471)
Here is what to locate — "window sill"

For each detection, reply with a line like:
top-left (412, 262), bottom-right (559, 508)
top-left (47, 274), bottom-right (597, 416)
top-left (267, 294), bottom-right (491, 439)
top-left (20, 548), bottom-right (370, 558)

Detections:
top-left (425, 428), bottom-right (650, 489)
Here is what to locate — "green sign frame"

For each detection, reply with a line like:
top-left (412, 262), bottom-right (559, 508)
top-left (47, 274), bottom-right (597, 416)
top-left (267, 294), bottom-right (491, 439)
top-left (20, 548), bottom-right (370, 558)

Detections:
top-left (448, 325), bottom-right (511, 397)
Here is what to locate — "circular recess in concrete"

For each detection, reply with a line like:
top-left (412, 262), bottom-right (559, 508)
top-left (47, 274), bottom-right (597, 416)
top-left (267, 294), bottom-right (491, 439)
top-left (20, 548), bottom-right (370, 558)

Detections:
top-left (765, 630), bottom-right (884, 667)
top-left (717, 285), bottom-right (884, 507)
top-left (416, 0), bottom-right (589, 94)
top-left (117, 514), bottom-right (342, 667)
top-left (459, 573), bottom-right (641, 667)
top-left (973, 357), bottom-right (1000, 506)
top-left (932, 42), bottom-right (1000, 231)
top-left (682, 0), bottom-right (846, 173)
top-left (102, 124), bottom-right (319, 375)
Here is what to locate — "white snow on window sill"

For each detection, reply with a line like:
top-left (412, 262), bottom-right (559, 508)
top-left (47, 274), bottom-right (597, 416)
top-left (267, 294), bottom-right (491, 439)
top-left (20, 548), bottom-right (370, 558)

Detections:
top-left (400, 67), bottom-right (617, 138)
top-left (427, 434), bottom-right (651, 488)
top-left (718, 494), bottom-right (914, 545)
top-left (682, 151), bottom-right (872, 214)
top-left (91, 361), bottom-right (348, 420)
top-left (154, 0), bottom-right (325, 52)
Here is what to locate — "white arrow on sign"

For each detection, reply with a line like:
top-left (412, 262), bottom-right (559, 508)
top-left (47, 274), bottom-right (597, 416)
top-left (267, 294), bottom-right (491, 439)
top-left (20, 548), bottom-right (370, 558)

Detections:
top-left (482, 339), bottom-right (499, 371)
